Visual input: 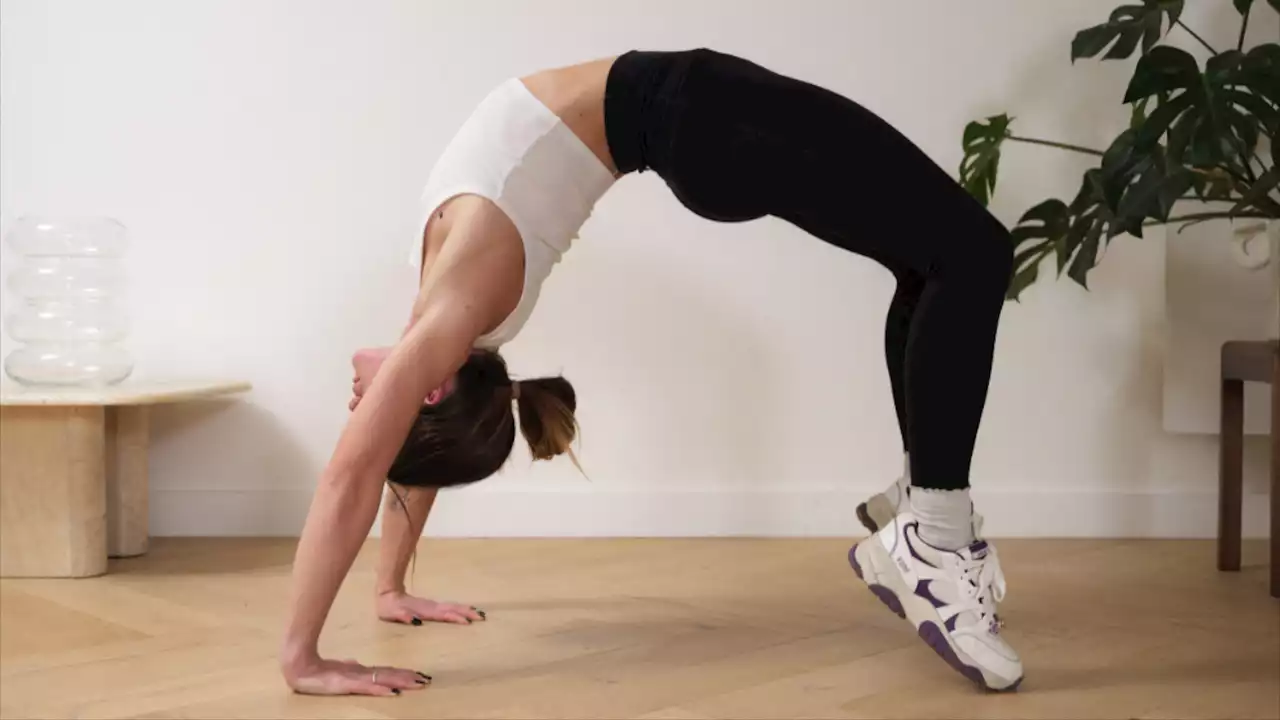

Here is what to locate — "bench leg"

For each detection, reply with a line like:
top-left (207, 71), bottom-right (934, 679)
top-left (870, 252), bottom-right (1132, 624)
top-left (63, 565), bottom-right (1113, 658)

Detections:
top-left (1271, 355), bottom-right (1279, 598)
top-left (1219, 378), bottom-right (1244, 572)
top-left (106, 405), bottom-right (149, 558)
top-left (0, 405), bottom-right (107, 578)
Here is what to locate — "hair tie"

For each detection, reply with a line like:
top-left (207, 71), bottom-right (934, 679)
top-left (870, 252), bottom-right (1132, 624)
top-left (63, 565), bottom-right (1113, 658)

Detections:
top-left (510, 381), bottom-right (521, 401)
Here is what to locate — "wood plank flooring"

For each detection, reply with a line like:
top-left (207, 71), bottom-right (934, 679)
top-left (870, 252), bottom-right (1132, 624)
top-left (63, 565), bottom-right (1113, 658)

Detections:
top-left (1, 538), bottom-right (1276, 719)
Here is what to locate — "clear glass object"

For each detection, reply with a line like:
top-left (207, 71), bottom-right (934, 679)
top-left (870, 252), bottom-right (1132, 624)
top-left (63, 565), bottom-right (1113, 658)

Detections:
top-left (3, 216), bottom-right (134, 386)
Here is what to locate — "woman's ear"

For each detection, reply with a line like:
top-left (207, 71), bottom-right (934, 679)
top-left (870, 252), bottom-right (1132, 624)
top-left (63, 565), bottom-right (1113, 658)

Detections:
top-left (423, 375), bottom-right (456, 406)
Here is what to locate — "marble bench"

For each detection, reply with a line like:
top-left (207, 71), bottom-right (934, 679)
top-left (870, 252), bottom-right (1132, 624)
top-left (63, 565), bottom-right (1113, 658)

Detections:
top-left (0, 378), bottom-right (251, 578)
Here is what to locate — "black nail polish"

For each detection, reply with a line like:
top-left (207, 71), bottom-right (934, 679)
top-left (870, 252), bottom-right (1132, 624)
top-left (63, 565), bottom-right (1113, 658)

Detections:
top-left (410, 617), bottom-right (422, 626)
top-left (392, 688), bottom-right (401, 695)
top-left (417, 672), bottom-right (432, 681)
top-left (477, 610), bottom-right (487, 620)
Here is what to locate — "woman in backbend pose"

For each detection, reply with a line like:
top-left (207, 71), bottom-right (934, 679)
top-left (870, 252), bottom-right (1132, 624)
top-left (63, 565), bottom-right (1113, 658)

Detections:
top-left (279, 48), bottom-right (1020, 697)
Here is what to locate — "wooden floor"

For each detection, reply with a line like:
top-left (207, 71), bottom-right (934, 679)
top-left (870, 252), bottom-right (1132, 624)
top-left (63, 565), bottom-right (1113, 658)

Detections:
top-left (0, 537), bottom-right (1276, 719)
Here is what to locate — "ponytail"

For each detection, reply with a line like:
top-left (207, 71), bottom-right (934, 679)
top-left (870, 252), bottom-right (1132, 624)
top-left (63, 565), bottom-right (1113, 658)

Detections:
top-left (387, 350), bottom-right (583, 490)
top-left (513, 376), bottom-right (581, 470)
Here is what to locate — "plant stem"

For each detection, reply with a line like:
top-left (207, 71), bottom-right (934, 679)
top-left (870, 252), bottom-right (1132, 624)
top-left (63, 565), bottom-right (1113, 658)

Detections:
top-left (1176, 20), bottom-right (1218, 55)
top-left (1142, 210), bottom-right (1272, 227)
top-left (1006, 135), bottom-right (1105, 157)
top-left (1237, 4), bottom-right (1251, 51)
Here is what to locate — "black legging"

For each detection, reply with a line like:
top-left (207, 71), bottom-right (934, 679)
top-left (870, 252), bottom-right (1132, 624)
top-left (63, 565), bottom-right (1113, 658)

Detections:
top-left (604, 48), bottom-right (1012, 491)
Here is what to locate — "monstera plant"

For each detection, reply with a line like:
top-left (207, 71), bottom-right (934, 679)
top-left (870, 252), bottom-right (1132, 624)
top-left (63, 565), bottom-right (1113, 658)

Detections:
top-left (960, 0), bottom-right (1280, 301)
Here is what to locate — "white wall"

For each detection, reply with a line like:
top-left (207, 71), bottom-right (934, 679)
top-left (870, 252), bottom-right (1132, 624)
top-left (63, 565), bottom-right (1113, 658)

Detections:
top-left (1, 0), bottom-right (1271, 539)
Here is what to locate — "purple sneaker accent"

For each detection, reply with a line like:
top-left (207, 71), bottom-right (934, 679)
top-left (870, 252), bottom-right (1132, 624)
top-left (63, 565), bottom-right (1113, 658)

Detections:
top-left (968, 540), bottom-right (989, 560)
top-left (849, 544), bottom-right (906, 620)
top-left (869, 585), bottom-right (906, 619)
top-left (946, 614), bottom-right (959, 632)
top-left (918, 621), bottom-right (1022, 692)
top-left (914, 579), bottom-right (948, 609)
top-left (918, 621), bottom-right (986, 688)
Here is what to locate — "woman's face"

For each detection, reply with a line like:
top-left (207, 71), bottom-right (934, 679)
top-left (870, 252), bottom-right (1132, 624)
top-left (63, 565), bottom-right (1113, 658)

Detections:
top-left (350, 347), bottom-right (454, 410)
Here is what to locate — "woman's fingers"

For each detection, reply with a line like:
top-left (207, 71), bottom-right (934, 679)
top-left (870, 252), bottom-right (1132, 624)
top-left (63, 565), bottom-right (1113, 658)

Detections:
top-left (289, 659), bottom-right (429, 697)
top-left (340, 676), bottom-right (400, 696)
top-left (405, 598), bottom-right (486, 624)
top-left (370, 666), bottom-right (432, 690)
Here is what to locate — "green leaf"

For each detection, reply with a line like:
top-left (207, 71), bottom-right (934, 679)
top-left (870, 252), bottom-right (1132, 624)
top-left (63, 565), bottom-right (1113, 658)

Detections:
top-left (1007, 261), bottom-right (1041, 303)
top-left (1230, 131), bottom-right (1280, 215)
top-left (1270, 0), bottom-right (1280, 13)
top-left (1224, 89), bottom-right (1280, 136)
top-left (1072, 0), bottom-right (1184, 62)
top-left (1059, 211), bottom-right (1092, 274)
top-left (1239, 45), bottom-right (1280, 108)
top-left (959, 114), bottom-right (1012, 207)
top-left (1233, 0), bottom-right (1254, 15)
top-left (1134, 93), bottom-right (1195, 148)
top-left (1129, 92), bottom-right (1171, 130)
top-left (1006, 200), bottom-right (1069, 301)
top-left (1230, 167), bottom-right (1280, 215)
top-left (1101, 129), bottom-right (1144, 190)
top-left (1059, 170), bottom-right (1127, 286)
top-left (1011, 199), bottom-right (1071, 243)
top-left (1117, 146), bottom-right (1195, 225)
top-left (1124, 46), bottom-right (1200, 103)
top-left (1068, 222), bottom-right (1104, 289)
top-left (1125, 46), bottom-right (1272, 175)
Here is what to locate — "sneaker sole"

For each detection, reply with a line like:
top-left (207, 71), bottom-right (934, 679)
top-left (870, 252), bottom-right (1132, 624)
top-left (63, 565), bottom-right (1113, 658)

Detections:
top-left (848, 540), bottom-right (1023, 692)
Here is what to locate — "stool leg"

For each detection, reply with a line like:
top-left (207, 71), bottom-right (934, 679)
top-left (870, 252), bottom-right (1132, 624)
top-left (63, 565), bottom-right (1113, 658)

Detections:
top-left (106, 406), bottom-right (150, 558)
top-left (1219, 378), bottom-right (1244, 572)
top-left (1270, 356), bottom-right (1278, 598)
top-left (0, 405), bottom-right (107, 578)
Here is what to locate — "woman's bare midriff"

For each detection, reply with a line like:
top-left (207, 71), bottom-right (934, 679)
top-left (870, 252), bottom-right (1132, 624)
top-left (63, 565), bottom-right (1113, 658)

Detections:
top-left (520, 56), bottom-right (620, 176)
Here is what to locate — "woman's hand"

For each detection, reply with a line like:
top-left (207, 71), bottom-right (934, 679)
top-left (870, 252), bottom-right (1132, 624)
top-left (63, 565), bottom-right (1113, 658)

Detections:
top-left (349, 347), bottom-right (391, 411)
top-left (283, 655), bottom-right (431, 697)
top-left (377, 590), bottom-right (486, 626)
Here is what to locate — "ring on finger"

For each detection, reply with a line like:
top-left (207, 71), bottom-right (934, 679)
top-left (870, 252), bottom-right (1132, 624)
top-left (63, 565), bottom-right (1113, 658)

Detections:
top-left (372, 669), bottom-right (378, 685)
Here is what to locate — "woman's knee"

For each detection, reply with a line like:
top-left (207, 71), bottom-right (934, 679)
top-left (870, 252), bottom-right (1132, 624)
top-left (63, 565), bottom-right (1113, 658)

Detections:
top-left (942, 212), bottom-right (1013, 293)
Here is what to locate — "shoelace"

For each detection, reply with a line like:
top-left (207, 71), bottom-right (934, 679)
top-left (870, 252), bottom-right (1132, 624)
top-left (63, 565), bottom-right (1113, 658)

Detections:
top-left (957, 546), bottom-right (1008, 633)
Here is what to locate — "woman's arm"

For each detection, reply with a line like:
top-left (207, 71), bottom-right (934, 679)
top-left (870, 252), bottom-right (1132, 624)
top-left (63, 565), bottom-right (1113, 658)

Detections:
top-left (279, 207), bottom-right (522, 696)
top-left (375, 485), bottom-right (436, 598)
top-left (373, 486), bottom-right (485, 625)
top-left (279, 298), bottom-right (479, 694)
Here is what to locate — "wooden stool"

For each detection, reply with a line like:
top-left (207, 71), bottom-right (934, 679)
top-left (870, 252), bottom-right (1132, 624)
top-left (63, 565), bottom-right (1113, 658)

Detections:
top-left (0, 378), bottom-right (250, 578)
top-left (1217, 340), bottom-right (1279, 598)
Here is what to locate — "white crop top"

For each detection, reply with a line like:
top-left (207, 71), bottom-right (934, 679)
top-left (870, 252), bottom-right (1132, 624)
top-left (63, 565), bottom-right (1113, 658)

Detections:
top-left (411, 78), bottom-right (617, 349)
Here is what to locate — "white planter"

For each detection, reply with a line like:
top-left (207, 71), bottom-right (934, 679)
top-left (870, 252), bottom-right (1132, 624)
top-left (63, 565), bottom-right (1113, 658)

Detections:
top-left (1163, 219), bottom-right (1276, 435)
top-left (1229, 219), bottom-right (1280, 340)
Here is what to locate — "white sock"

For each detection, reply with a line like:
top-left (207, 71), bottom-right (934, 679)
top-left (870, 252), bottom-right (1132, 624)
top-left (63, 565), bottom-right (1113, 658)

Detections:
top-left (910, 486), bottom-right (976, 551)
top-left (882, 452), bottom-right (910, 511)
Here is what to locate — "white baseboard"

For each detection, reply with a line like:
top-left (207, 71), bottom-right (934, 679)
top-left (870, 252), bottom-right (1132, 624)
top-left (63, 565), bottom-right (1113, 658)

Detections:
top-left (149, 487), bottom-right (1272, 539)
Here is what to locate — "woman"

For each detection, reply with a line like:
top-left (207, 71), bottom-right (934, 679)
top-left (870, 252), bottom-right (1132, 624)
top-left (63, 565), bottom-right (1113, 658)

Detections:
top-left (279, 48), bottom-right (1020, 697)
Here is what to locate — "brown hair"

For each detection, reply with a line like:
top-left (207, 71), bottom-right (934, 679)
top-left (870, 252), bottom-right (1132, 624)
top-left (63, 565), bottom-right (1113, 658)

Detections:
top-left (386, 349), bottom-right (579, 488)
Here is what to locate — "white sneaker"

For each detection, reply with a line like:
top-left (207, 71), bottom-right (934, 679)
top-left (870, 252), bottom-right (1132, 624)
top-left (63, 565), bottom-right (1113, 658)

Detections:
top-left (849, 511), bottom-right (1023, 691)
